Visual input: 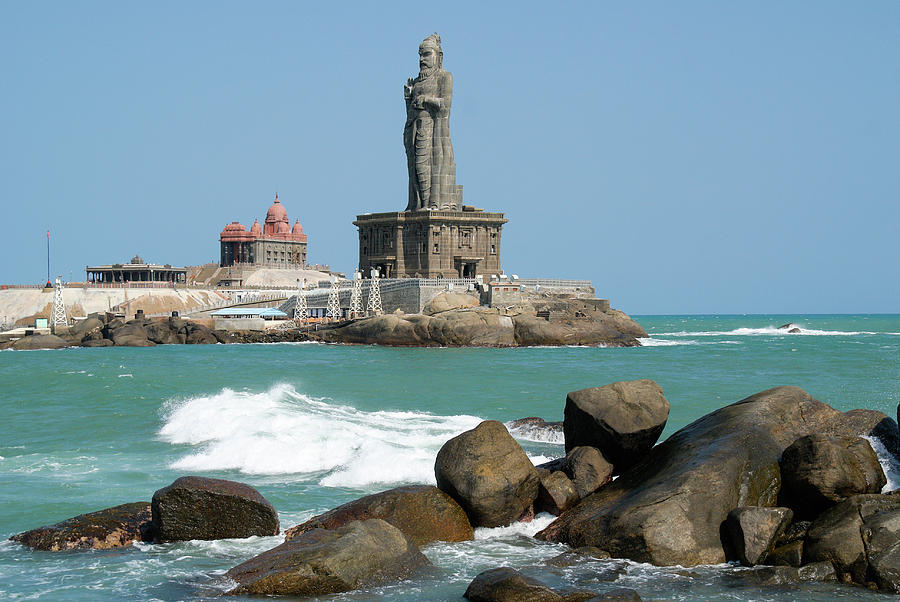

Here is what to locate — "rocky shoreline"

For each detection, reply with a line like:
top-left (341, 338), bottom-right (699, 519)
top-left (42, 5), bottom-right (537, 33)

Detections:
top-left (10, 381), bottom-right (900, 598)
top-left (1, 297), bottom-right (647, 350)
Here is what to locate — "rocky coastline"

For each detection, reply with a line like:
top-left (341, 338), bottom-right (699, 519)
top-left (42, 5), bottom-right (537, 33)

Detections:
top-left (10, 381), bottom-right (900, 598)
top-left (1, 296), bottom-right (647, 350)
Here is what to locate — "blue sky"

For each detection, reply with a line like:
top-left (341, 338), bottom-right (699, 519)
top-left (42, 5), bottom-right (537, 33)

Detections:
top-left (1, 1), bottom-right (897, 314)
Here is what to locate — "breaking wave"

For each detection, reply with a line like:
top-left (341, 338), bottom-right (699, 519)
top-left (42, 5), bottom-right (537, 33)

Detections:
top-left (158, 383), bottom-right (483, 489)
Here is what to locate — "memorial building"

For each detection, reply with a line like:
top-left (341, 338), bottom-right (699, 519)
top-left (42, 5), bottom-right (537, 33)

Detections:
top-left (355, 34), bottom-right (507, 279)
top-left (219, 194), bottom-right (308, 268)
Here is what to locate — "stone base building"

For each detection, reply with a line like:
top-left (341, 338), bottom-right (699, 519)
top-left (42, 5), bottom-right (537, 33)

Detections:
top-left (354, 207), bottom-right (507, 279)
top-left (219, 194), bottom-right (308, 268)
top-left (86, 255), bottom-right (186, 284)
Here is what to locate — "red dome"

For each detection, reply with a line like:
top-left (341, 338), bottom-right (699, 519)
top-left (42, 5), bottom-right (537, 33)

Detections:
top-left (265, 195), bottom-right (288, 223)
top-left (223, 222), bottom-right (247, 232)
top-left (292, 219), bottom-right (303, 234)
top-left (250, 219), bottom-right (262, 235)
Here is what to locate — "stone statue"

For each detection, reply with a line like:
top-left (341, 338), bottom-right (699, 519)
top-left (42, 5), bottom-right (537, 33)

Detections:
top-left (404, 33), bottom-right (461, 211)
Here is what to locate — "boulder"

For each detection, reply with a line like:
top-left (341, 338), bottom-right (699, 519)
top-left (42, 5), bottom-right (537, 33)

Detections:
top-left (540, 446), bottom-right (613, 498)
top-left (512, 314), bottom-right (640, 347)
top-left (145, 321), bottom-right (185, 345)
top-left (82, 338), bottom-right (114, 347)
top-left (434, 420), bottom-right (540, 528)
top-left (829, 409), bottom-right (900, 459)
top-left (780, 434), bottom-right (885, 518)
top-left (721, 506), bottom-right (793, 566)
top-left (151, 476), bottom-right (279, 542)
top-left (537, 387), bottom-right (846, 566)
top-left (107, 319), bottom-right (155, 347)
top-left (10, 502), bottom-right (151, 551)
top-left (185, 322), bottom-right (218, 344)
top-left (764, 520), bottom-right (810, 566)
top-left (869, 541), bottom-right (900, 593)
top-left (536, 470), bottom-right (581, 516)
top-left (463, 567), bottom-right (599, 602)
top-left (225, 519), bottom-right (429, 596)
top-left (597, 588), bottom-right (643, 601)
top-left (563, 380), bottom-right (669, 472)
top-left (11, 333), bottom-right (69, 350)
top-left (422, 291), bottom-right (480, 315)
top-left (463, 567), bottom-right (565, 601)
top-left (284, 485), bottom-right (473, 546)
top-left (68, 316), bottom-right (104, 336)
top-left (804, 493), bottom-right (900, 584)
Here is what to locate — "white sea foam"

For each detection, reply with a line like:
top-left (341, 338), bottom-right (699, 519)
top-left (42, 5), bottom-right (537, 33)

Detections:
top-left (654, 325), bottom-right (876, 337)
top-left (506, 423), bottom-right (564, 444)
top-left (864, 435), bottom-right (900, 492)
top-left (473, 512), bottom-right (557, 540)
top-left (158, 383), bottom-right (482, 489)
top-left (638, 338), bottom-right (742, 347)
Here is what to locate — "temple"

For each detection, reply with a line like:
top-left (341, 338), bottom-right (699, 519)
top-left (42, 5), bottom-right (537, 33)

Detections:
top-left (219, 194), bottom-right (308, 268)
top-left (86, 255), bottom-right (187, 284)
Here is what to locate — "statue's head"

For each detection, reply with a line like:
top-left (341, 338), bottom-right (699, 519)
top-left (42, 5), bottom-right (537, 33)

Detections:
top-left (418, 33), bottom-right (443, 71)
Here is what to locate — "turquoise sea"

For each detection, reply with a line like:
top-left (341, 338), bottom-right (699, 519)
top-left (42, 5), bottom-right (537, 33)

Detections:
top-left (1, 314), bottom-right (899, 600)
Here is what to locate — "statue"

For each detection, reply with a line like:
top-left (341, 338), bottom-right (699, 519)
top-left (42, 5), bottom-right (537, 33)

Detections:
top-left (404, 33), bottom-right (460, 211)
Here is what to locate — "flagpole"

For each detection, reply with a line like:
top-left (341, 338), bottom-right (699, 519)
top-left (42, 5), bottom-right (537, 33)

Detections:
top-left (46, 230), bottom-right (50, 286)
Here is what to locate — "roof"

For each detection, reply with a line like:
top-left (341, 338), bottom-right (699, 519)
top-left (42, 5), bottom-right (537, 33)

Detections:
top-left (210, 307), bottom-right (288, 318)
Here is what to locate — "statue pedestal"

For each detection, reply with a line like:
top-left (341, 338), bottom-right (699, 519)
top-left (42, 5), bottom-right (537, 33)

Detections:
top-left (354, 209), bottom-right (508, 279)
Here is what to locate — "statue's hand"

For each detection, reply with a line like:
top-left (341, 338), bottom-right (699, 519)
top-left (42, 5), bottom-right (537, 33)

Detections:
top-left (422, 96), bottom-right (440, 110)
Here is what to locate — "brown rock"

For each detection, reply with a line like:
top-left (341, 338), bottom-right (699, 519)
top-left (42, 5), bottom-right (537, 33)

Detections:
top-left (536, 471), bottom-right (580, 516)
top-left (540, 446), bottom-right (613, 498)
top-left (11, 333), bottom-right (69, 350)
top-left (537, 387), bottom-right (841, 566)
top-left (434, 420), bottom-right (540, 527)
top-left (780, 434), bottom-right (886, 518)
top-left (563, 380), bottom-right (669, 472)
top-left (284, 485), bottom-right (472, 546)
top-left (225, 519), bottom-right (429, 596)
top-left (10, 502), bottom-right (151, 551)
top-left (151, 476), bottom-right (279, 542)
top-left (721, 506), bottom-right (793, 566)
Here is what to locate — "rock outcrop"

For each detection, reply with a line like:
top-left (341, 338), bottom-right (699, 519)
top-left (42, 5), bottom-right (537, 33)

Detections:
top-left (225, 519), bottom-right (429, 596)
top-left (721, 506), bottom-right (793, 566)
top-left (307, 306), bottom-right (645, 348)
top-left (535, 470), bottom-right (580, 516)
top-left (539, 446), bottom-right (613, 499)
top-left (563, 380), bottom-right (669, 472)
top-left (537, 387), bottom-right (847, 566)
top-left (804, 493), bottom-right (900, 585)
top-left (779, 434), bottom-right (886, 518)
top-left (422, 291), bottom-right (480, 315)
top-left (151, 476), bottom-right (279, 542)
top-left (284, 485), bottom-right (473, 546)
top-left (435, 420), bottom-right (540, 528)
top-left (11, 333), bottom-right (69, 350)
top-left (10, 502), bottom-right (151, 551)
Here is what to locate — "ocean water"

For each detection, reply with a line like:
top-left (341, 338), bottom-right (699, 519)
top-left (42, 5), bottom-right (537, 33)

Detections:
top-left (1, 314), bottom-right (899, 600)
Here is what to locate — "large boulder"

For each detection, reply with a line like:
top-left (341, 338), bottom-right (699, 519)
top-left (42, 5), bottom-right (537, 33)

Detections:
top-left (463, 567), bottom-right (599, 601)
top-left (434, 420), bottom-right (540, 527)
top-left (422, 291), bottom-right (480, 315)
top-left (721, 506), bottom-right (793, 566)
top-left (780, 434), bottom-right (885, 518)
top-left (512, 314), bottom-right (640, 347)
top-left (225, 519), bottom-right (429, 596)
top-left (537, 387), bottom-right (849, 566)
top-left (563, 380), bottom-right (669, 472)
top-left (11, 333), bottom-right (69, 350)
top-left (804, 494), bottom-right (900, 585)
top-left (284, 485), bottom-right (473, 546)
top-left (539, 446), bottom-right (613, 498)
top-left (107, 319), bottom-right (155, 347)
top-left (151, 476), bottom-right (279, 542)
top-left (145, 320), bottom-right (185, 345)
top-left (10, 502), bottom-right (151, 551)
